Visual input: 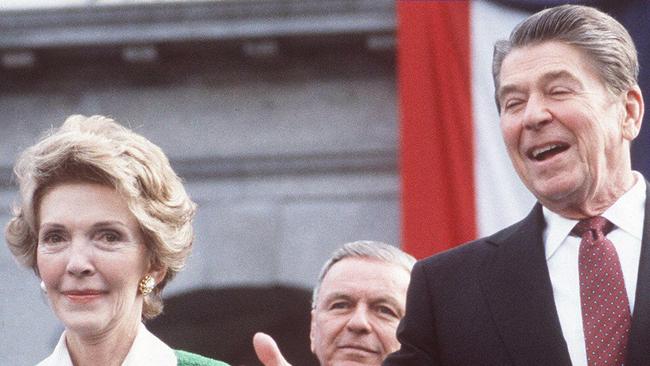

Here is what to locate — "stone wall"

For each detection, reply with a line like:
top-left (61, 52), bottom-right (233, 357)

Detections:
top-left (0, 32), bottom-right (398, 364)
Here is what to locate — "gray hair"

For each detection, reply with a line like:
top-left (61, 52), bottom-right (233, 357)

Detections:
top-left (311, 240), bottom-right (416, 308)
top-left (492, 4), bottom-right (638, 111)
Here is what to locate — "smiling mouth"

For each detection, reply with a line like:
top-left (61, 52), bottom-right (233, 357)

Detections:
top-left (528, 143), bottom-right (570, 161)
top-left (62, 291), bottom-right (104, 303)
top-left (338, 345), bottom-right (378, 354)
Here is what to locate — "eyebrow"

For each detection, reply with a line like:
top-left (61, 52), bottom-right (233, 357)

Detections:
top-left (39, 220), bottom-right (129, 231)
top-left (539, 70), bottom-right (583, 88)
top-left (323, 292), bottom-right (355, 304)
top-left (39, 223), bottom-right (65, 231)
top-left (498, 70), bottom-right (583, 103)
top-left (92, 221), bottom-right (130, 229)
top-left (321, 292), bottom-right (404, 315)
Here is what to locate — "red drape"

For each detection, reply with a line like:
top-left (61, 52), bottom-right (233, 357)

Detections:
top-left (398, 1), bottom-right (476, 259)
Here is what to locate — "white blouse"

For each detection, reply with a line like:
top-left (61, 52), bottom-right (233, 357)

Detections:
top-left (37, 323), bottom-right (177, 366)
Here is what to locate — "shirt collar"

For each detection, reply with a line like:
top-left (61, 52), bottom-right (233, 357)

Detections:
top-left (122, 322), bottom-right (177, 366)
top-left (38, 323), bottom-right (176, 366)
top-left (543, 208), bottom-right (578, 260)
top-left (603, 171), bottom-right (646, 241)
top-left (38, 331), bottom-right (73, 366)
top-left (543, 171), bottom-right (646, 260)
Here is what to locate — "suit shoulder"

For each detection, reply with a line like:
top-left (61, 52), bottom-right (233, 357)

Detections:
top-left (417, 217), bottom-right (530, 271)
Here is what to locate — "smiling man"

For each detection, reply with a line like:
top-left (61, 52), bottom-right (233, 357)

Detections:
top-left (384, 4), bottom-right (650, 366)
top-left (254, 241), bottom-right (415, 366)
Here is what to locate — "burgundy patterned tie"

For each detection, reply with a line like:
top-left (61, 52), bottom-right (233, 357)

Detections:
top-left (574, 216), bottom-right (631, 366)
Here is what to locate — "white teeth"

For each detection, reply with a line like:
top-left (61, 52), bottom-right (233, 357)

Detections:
top-left (532, 144), bottom-right (559, 159)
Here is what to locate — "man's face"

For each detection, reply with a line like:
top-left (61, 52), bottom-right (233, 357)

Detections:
top-left (497, 41), bottom-right (642, 218)
top-left (310, 257), bottom-right (410, 366)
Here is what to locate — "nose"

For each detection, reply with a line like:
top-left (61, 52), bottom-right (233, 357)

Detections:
top-left (346, 305), bottom-right (372, 334)
top-left (522, 94), bottom-right (552, 131)
top-left (65, 239), bottom-right (95, 277)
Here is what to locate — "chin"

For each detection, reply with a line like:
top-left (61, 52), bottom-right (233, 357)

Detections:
top-left (63, 319), bottom-right (106, 336)
top-left (330, 361), bottom-right (377, 366)
top-left (57, 310), bottom-right (109, 335)
top-left (531, 177), bottom-right (583, 204)
top-left (330, 355), bottom-right (381, 366)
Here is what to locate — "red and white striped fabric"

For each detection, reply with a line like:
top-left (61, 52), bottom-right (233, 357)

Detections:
top-left (398, 0), bottom-right (535, 259)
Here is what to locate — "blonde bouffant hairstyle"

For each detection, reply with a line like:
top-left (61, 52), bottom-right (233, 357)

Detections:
top-left (5, 115), bottom-right (197, 319)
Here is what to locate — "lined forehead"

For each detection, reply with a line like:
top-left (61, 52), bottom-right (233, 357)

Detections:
top-left (498, 70), bottom-right (584, 99)
top-left (322, 257), bottom-right (409, 279)
top-left (38, 182), bottom-right (135, 224)
top-left (318, 258), bottom-right (409, 296)
top-left (497, 42), bottom-right (597, 98)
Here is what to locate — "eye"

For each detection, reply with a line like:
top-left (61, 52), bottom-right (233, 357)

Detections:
top-left (502, 98), bottom-right (524, 112)
top-left (377, 305), bottom-right (399, 318)
top-left (549, 86), bottom-right (571, 96)
top-left (96, 230), bottom-right (121, 243)
top-left (329, 301), bottom-right (350, 311)
top-left (41, 231), bottom-right (66, 245)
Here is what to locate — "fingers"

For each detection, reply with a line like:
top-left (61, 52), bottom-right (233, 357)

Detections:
top-left (253, 332), bottom-right (292, 366)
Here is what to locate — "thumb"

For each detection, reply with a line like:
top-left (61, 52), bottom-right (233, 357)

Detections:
top-left (253, 332), bottom-right (292, 366)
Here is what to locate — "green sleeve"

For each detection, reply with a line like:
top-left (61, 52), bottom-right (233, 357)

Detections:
top-left (175, 349), bottom-right (231, 366)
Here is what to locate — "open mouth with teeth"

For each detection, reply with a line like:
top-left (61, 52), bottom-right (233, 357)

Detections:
top-left (528, 143), bottom-right (570, 161)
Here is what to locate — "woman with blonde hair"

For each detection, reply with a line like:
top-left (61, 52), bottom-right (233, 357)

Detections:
top-left (5, 115), bottom-right (228, 366)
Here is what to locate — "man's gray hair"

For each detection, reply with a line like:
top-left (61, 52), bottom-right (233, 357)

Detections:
top-left (492, 4), bottom-right (638, 111)
top-left (311, 240), bottom-right (416, 308)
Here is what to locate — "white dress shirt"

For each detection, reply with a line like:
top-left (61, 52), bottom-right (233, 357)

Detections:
top-left (544, 172), bottom-right (645, 366)
top-left (37, 322), bottom-right (177, 366)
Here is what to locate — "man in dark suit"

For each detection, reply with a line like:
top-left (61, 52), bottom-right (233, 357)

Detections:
top-left (383, 4), bottom-right (649, 366)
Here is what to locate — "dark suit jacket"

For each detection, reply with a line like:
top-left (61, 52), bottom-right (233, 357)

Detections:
top-left (384, 193), bottom-right (650, 365)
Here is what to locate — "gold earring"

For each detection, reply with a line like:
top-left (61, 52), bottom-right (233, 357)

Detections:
top-left (139, 275), bottom-right (155, 296)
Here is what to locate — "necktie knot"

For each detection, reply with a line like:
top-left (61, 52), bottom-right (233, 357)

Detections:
top-left (572, 216), bottom-right (614, 240)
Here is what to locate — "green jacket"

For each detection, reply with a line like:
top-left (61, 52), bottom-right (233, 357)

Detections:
top-left (175, 350), bottom-right (230, 366)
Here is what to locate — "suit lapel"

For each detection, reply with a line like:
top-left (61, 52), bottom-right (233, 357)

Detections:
top-left (480, 204), bottom-right (571, 366)
top-left (626, 181), bottom-right (650, 365)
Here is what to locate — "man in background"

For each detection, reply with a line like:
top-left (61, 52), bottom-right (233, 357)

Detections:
top-left (254, 240), bottom-right (415, 366)
top-left (385, 4), bottom-right (650, 366)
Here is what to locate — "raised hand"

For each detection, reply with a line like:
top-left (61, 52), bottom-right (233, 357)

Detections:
top-left (253, 332), bottom-right (292, 366)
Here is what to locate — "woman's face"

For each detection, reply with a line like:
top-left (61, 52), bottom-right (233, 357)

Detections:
top-left (36, 181), bottom-right (151, 337)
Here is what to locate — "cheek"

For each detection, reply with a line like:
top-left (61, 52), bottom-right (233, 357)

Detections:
top-left (319, 319), bottom-right (337, 340)
top-left (309, 319), bottom-right (328, 356)
top-left (562, 103), bottom-right (607, 142)
top-left (37, 253), bottom-right (63, 285)
top-left (500, 120), bottom-right (521, 152)
top-left (111, 266), bottom-right (142, 294)
top-left (574, 125), bottom-right (604, 160)
top-left (602, 120), bottom-right (624, 149)
top-left (116, 248), bottom-right (149, 284)
top-left (315, 316), bottom-right (344, 344)
top-left (376, 320), bottom-right (401, 350)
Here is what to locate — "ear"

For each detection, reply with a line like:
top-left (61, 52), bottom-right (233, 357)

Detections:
top-left (621, 85), bottom-right (644, 141)
top-left (148, 264), bottom-right (167, 286)
top-left (309, 309), bottom-right (316, 353)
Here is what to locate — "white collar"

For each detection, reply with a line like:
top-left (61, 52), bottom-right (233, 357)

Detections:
top-left (37, 323), bottom-right (177, 366)
top-left (543, 171), bottom-right (646, 260)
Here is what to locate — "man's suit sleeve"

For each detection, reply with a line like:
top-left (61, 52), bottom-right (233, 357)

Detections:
top-left (383, 260), bottom-right (438, 366)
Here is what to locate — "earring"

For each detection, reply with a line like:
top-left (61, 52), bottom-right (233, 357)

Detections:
top-left (40, 281), bottom-right (47, 293)
top-left (139, 275), bottom-right (155, 296)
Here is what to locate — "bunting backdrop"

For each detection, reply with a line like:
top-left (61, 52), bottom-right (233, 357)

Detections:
top-left (399, 0), bottom-right (650, 259)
